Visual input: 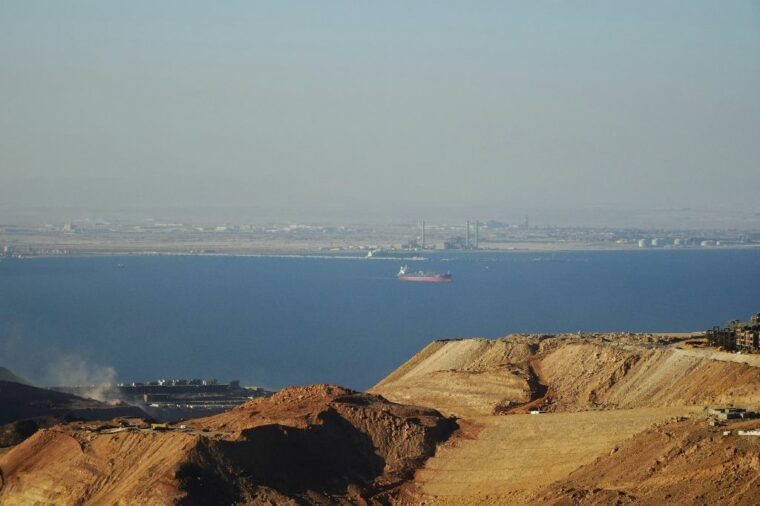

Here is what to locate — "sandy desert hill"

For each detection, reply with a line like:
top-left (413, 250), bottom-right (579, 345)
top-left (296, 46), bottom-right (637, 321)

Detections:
top-left (1, 334), bottom-right (759, 505)
top-left (370, 333), bottom-right (760, 504)
top-left (0, 384), bottom-right (455, 505)
top-left (535, 416), bottom-right (760, 505)
top-left (371, 333), bottom-right (760, 416)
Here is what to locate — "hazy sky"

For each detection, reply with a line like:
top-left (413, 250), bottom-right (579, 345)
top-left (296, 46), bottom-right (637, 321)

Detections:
top-left (1, 1), bottom-right (759, 222)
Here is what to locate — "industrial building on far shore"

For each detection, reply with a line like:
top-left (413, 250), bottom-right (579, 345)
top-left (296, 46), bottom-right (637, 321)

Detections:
top-left (54, 378), bottom-right (273, 421)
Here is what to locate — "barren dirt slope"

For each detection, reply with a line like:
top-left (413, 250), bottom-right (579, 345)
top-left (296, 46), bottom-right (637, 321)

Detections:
top-left (0, 427), bottom-right (193, 505)
top-left (373, 334), bottom-right (760, 505)
top-left (406, 407), bottom-right (701, 505)
top-left (535, 417), bottom-right (760, 505)
top-left (541, 342), bottom-right (760, 411)
top-left (370, 338), bottom-right (536, 416)
top-left (0, 385), bottom-right (456, 505)
top-left (373, 335), bottom-right (760, 416)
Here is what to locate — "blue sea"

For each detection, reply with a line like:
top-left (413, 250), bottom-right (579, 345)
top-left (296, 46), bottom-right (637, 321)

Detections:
top-left (1, 250), bottom-right (759, 390)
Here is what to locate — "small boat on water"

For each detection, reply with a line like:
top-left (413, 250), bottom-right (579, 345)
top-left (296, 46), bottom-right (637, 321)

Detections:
top-left (397, 265), bottom-right (452, 283)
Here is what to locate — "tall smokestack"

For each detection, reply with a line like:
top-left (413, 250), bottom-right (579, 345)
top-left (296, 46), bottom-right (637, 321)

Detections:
top-left (465, 220), bottom-right (470, 249)
top-left (421, 220), bottom-right (426, 250)
top-left (475, 220), bottom-right (479, 249)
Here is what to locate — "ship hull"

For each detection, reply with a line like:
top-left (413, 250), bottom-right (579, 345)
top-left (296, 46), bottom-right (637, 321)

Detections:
top-left (398, 275), bottom-right (452, 283)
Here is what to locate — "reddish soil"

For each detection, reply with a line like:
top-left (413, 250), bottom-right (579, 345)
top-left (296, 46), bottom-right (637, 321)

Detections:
top-left (0, 384), bottom-right (456, 505)
top-left (4, 333), bottom-right (760, 505)
top-left (535, 417), bottom-right (760, 505)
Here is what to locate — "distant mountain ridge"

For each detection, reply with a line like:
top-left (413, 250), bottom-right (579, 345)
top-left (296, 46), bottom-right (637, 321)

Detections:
top-left (0, 368), bottom-right (146, 448)
top-left (0, 367), bottom-right (29, 385)
top-left (0, 380), bottom-right (146, 426)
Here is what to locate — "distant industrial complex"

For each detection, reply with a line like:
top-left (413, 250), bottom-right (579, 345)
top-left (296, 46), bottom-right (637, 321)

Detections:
top-left (54, 378), bottom-right (272, 421)
top-left (2, 217), bottom-right (759, 258)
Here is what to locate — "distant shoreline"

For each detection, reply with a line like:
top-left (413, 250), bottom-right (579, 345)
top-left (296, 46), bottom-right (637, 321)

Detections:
top-left (4, 242), bottom-right (760, 261)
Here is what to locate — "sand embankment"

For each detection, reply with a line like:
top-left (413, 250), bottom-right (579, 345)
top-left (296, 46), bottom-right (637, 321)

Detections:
top-left (372, 335), bottom-right (760, 417)
top-left (371, 333), bottom-right (760, 505)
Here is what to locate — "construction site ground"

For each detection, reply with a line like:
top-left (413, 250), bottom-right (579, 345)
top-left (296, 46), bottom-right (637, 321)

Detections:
top-left (373, 333), bottom-right (760, 505)
top-left (410, 406), bottom-right (701, 505)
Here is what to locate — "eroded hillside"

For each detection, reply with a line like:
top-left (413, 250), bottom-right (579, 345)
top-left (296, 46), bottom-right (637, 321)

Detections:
top-left (535, 417), bottom-right (760, 505)
top-left (0, 384), bottom-right (456, 505)
top-left (371, 334), bottom-right (760, 416)
top-left (3, 334), bottom-right (759, 505)
top-left (372, 333), bottom-right (760, 505)
top-left (371, 338), bottom-right (537, 417)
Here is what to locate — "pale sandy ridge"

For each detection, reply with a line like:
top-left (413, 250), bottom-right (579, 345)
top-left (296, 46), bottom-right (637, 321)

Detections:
top-left (413, 407), bottom-right (700, 505)
top-left (372, 333), bottom-right (760, 505)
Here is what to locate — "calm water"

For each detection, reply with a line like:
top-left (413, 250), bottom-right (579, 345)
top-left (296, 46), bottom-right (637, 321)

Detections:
top-left (1, 250), bottom-right (759, 390)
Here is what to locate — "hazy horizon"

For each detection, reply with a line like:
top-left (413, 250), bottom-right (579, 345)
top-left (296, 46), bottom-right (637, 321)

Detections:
top-left (2, 1), bottom-right (759, 223)
top-left (3, 203), bottom-right (760, 231)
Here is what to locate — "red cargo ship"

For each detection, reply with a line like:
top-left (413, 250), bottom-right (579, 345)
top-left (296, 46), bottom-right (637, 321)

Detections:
top-left (397, 265), bottom-right (452, 283)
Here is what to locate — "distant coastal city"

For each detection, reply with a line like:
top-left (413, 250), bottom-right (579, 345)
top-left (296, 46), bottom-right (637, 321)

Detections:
top-left (1, 218), bottom-right (759, 258)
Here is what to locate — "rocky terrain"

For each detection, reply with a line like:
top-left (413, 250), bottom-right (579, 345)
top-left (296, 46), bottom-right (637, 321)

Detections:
top-left (534, 417), bottom-right (760, 505)
top-left (2, 333), bottom-right (759, 505)
top-left (0, 384), bottom-right (456, 505)
top-left (371, 333), bottom-right (760, 505)
top-left (371, 334), bottom-right (760, 416)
